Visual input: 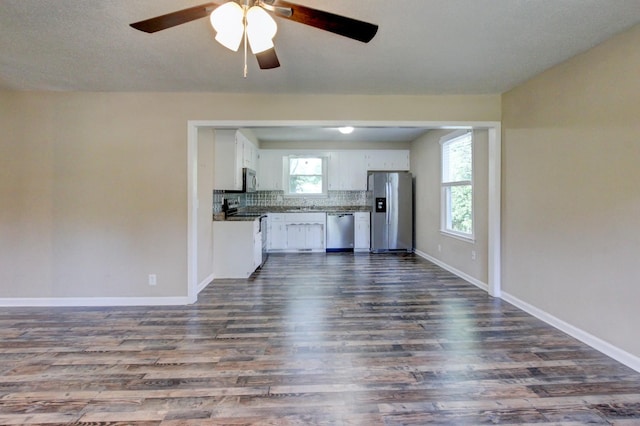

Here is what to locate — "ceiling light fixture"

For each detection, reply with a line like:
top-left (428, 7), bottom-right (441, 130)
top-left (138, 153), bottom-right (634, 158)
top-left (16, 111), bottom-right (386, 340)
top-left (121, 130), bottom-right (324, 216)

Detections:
top-left (339, 126), bottom-right (355, 135)
top-left (210, 0), bottom-right (278, 77)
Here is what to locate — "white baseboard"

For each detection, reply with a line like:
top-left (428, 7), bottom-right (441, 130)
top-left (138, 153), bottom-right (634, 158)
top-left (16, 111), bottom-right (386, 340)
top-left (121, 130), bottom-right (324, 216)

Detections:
top-left (501, 292), bottom-right (640, 373)
top-left (414, 249), bottom-right (640, 373)
top-left (198, 273), bottom-right (214, 294)
top-left (0, 296), bottom-right (191, 307)
top-left (414, 249), bottom-right (489, 292)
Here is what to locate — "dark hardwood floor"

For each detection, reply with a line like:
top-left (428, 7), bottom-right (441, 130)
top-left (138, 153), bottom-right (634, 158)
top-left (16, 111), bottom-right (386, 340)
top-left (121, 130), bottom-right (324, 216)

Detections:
top-left (1, 253), bottom-right (639, 425)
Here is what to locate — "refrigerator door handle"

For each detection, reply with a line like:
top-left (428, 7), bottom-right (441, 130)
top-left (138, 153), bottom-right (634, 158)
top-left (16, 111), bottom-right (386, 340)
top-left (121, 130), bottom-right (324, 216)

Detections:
top-left (386, 181), bottom-right (391, 225)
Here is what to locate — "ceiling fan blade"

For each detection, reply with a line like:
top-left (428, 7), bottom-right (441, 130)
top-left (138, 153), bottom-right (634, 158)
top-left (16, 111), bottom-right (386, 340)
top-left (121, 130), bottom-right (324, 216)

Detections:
top-left (272, 1), bottom-right (378, 43)
top-left (256, 48), bottom-right (281, 69)
top-left (130, 2), bottom-right (221, 33)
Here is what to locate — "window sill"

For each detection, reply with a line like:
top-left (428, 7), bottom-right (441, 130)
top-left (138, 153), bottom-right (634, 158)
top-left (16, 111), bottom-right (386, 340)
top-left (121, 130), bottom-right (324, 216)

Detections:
top-left (440, 230), bottom-right (475, 244)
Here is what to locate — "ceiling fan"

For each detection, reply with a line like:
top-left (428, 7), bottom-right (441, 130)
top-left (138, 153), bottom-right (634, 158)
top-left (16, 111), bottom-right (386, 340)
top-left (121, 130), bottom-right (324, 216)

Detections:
top-left (130, 0), bottom-right (378, 75)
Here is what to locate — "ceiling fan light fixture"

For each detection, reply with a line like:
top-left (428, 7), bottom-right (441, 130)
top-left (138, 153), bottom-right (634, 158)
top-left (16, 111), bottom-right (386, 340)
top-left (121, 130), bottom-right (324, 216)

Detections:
top-left (246, 6), bottom-right (278, 54)
top-left (210, 2), bottom-right (244, 51)
top-left (130, 0), bottom-right (378, 74)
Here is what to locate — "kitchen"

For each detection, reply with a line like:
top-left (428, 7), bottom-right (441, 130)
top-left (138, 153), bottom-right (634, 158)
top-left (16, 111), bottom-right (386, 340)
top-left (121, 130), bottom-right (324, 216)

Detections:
top-left (210, 127), bottom-right (416, 279)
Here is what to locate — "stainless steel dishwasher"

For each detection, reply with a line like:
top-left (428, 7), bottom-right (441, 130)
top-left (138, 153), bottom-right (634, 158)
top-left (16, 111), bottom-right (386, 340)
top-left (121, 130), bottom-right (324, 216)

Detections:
top-left (326, 213), bottom-right (354, 252)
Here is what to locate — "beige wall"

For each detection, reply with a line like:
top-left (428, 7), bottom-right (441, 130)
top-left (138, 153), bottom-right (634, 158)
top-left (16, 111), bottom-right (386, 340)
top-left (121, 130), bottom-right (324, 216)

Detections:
top-left (411, 129), bottom-right (489, 284)
top-left (0, 93), bottom-right (188, 298)
top-left (502, 24), bottom-right (640, 357)
top-left (0, 92), bottom-right (500, 300)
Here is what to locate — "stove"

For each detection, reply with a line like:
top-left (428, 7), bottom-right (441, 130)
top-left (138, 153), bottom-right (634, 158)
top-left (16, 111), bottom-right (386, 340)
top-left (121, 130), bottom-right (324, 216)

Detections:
top-left (223, 197), bottom-right (266, 220)
top-left (222, 197), bottom-right (241, 217)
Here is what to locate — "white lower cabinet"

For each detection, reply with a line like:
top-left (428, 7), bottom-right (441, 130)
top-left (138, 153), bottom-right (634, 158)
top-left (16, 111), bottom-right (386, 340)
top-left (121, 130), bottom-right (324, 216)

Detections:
top-left (285, 224), bottom-right (306, 249)
top-left (253, 226), bottom-right (262, 270)
top-left (213, 219), bottom-right (262, 278)
top-left (286, 223), bottom-right (325, 250)
top-left (268, 214), bottom-right (287, 250)
top-left (305, 224), bottom-right (325, 249)
top-left (268, 212), bottom-right (326, 252)
top-left (354, 212), bottom-right (370, 251)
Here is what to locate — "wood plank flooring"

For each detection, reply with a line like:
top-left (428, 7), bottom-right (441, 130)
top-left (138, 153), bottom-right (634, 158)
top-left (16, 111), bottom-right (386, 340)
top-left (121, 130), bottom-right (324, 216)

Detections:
top-left (1, 253), bottom-right (639, 425)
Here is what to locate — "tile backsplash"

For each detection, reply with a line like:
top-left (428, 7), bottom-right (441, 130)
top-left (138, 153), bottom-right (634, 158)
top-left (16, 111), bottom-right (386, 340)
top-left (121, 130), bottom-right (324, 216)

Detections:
top-left (214, 190), bottom-right (368, 212)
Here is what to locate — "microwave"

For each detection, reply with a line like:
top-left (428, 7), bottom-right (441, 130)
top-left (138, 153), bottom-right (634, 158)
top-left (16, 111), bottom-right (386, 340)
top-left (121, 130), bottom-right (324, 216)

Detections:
top-left (242, 168), bottom-right (257, 193)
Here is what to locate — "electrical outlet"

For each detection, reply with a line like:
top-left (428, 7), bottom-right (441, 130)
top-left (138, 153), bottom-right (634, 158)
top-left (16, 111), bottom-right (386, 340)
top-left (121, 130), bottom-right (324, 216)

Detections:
top-left (471, 250), bottom-right (476, 261)
top-left (438, 244), bottom-right (442, 252)
top-left (148, 274), bottom-right (157, 286)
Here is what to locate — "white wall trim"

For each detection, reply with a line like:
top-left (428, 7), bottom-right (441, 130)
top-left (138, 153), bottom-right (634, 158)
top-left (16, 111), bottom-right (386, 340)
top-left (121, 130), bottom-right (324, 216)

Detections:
top-left (414, 249), bottom-right (489, 292)
top-left (187, 123), bottom-right (199, 304)
top-left (198, 273), bottom-right (214, 294)
top-left (0, 297), bottom-right (192, 307)
top-left (502, 291), bottom-right (640, 374)
top-left (487, 125), bottom-right (501, 298)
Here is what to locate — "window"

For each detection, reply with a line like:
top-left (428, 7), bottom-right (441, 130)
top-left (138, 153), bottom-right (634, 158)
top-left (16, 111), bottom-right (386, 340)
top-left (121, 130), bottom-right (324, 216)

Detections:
top-left (441, 131), bottom-right (473, 238)
top-left (285, 156), bottom-right (327, 196)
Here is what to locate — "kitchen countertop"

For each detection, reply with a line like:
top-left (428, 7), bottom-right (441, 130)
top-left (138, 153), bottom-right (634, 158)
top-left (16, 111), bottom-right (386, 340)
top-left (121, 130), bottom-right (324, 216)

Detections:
top-left (213, 206), bottom-right (370, 221)
top-left (248, 206), bottom-right (371, 214)
top-left (224, 213), bottom-right (267, 222)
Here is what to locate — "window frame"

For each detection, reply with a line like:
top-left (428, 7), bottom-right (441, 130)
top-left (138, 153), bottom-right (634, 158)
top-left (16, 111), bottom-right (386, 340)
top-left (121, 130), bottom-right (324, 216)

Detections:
top-left (284, 155), bottom-right (328, 198)
top-left (440, 130), bottom-right (474, 241)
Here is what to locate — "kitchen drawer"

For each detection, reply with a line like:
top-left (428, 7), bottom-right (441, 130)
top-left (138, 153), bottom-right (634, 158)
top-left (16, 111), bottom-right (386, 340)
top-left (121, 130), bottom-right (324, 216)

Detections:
top-left (285, 212), bottom-right (326, 224)
top-left (269, 213), bottom-right (285, 222)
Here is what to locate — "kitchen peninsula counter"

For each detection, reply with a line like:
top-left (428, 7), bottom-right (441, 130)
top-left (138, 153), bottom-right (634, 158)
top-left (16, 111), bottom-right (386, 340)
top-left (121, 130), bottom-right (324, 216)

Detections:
top-left (245, 206), bottom-right (371, 214)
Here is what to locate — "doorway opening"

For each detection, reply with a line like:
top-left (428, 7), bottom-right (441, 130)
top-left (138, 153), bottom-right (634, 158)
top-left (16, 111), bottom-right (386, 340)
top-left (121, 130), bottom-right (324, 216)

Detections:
top-left (186, 120), bottom-right (501, 303)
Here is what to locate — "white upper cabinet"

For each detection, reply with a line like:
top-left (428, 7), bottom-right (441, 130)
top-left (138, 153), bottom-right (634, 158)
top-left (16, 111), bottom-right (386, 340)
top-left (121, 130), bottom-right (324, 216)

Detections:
top-left (327, 152), bottom-right (341, 190)
top-left (238, 131), bottom-right (258, 171)
top-left (365, 150), bottom-right (410, 171)
top-left (252, 145), bottom-right (259, 171)
top-left (213, 129), bottom-right (242, 191)
top-left (214, 129), bottom-right (259, 191)
top-left (327, 151), bottom-right (367, 191)
top-left (342, 151), bottom-right (368, 190)
top-left (257, 150), bottom-right (284, 191)
top-left (257, 148), bottom-right (409, 192)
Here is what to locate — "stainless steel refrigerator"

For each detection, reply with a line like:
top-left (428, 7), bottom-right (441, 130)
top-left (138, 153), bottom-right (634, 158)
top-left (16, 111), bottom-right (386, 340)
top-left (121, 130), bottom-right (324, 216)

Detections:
top-left (368, 171), bottom-right (413, 253)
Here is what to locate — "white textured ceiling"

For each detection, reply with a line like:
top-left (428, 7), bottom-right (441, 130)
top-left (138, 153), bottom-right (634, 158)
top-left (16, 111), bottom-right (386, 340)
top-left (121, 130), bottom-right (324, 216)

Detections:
top-left (1, 0), bottom-right (639, 94)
